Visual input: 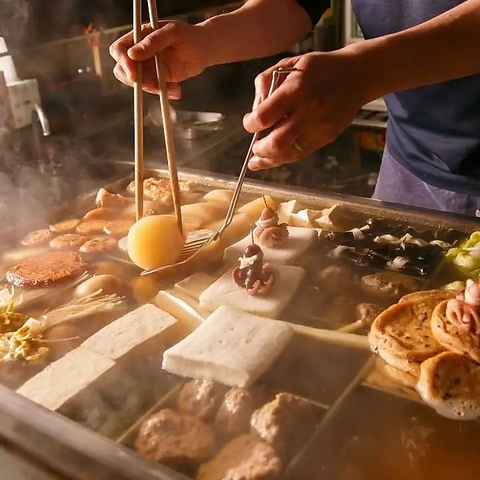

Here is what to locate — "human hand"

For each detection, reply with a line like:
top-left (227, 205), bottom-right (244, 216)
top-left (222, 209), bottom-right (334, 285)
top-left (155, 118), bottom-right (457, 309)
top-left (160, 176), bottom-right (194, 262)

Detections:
top-left (243, 50), bottom-right (370, 171)
top-left (109, 21), bottom-right (210, 97)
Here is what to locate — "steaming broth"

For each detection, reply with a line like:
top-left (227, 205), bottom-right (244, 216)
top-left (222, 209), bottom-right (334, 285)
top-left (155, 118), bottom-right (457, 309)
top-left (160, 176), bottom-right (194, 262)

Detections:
top-left (0, 170), bottom-right (478, 479)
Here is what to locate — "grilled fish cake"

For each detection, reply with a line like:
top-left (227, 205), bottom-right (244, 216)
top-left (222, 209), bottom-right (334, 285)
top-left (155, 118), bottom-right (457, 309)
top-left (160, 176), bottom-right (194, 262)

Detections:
top-left (21, 229), bottom-right (52, 246)
top-left (431, 299), bottom-right (480, 363)
top-left (49, 218), bottom-right (81, 234)
top-left (417, 351), bottom-right (480, 420)
top-left (369, 301), bottom-right (444, 364)
top-left (375, 357), bottom-right (418, 389)
top-left (6, 251), bottom-right (88, 287)
top-left (79, 236), bottom-right (118, 254)
top-left (399, 289), bottom-right (455, 305)
top-left (49, 234), bottom-right (87, 250)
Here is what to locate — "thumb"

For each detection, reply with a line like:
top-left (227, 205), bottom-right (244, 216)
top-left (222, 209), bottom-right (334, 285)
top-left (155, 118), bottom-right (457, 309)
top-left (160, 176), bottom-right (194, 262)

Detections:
top-left (128, 22), bottom-right (177, 61)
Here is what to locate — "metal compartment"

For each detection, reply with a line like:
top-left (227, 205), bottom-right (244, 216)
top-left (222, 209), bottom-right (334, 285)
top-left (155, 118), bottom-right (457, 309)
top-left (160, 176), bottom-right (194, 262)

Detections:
top-left (0, 168), bottom-right (479, 479)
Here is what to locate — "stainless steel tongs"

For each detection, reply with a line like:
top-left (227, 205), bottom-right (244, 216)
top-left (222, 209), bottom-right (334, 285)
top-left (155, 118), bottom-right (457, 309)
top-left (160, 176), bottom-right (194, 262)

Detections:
top-left (141, 67), bottom-right (298, 276)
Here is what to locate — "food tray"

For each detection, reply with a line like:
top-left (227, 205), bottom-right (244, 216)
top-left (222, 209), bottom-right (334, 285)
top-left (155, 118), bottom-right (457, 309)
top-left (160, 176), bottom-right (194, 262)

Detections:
top-left (0, 167), bottom-right (479, 480)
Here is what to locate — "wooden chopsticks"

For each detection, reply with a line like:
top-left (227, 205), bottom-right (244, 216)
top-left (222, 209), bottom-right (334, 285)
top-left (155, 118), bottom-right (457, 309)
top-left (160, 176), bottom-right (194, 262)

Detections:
top-left (146, 0), bottom-right (183, 236)
top-left (133, 0), bottom-right (144, 222)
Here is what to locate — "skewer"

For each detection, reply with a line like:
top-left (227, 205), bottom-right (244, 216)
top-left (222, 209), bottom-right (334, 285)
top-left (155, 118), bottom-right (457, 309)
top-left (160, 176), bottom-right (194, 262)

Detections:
top-left (291, 323), bottom-right (371, 351)
top-left (133, 0), bottom-right (144, 222)
top-left (146, 0), bottom-right (183, 236)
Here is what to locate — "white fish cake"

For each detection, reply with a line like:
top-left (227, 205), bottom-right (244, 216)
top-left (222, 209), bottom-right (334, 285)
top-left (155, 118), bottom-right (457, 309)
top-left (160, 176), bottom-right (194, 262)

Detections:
top-left (17, 347), bottom-right (115, 411)
top-left (82, 303), bottom-right (177, 361)
top-left (162, 306), bottom-right (293, 387)
top-left (223, 227), bottom-right (317, 266)
top-left (199, 265), bottom-right (305, 318)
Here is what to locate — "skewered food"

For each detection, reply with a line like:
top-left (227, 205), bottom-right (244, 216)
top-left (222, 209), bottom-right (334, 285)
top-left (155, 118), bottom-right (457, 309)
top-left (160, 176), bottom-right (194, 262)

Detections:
top-left (250, 393), bottom-right (317, 457)
top-left (431, 279), bottom-right (480, 362)
top-left (197, 435), bottom-right (281, 480)
top-left (21, 229), bottom-right (53, 246)
top-left (162, 306), bottom-right (293, 388)
top-left (49, 234), bottom-right (87, 250)
top-left (79, 236), bottom-right (118, 254)
top-left (417, 352), bottom-right (480, 420)
top-left (127, 215), bottom-right (185, 270)
top-left (176, 379), bottom-right (227, 421)
top-left (232, 244), bottom-right (276, 297)
top-left (201, 243), bottom-right (305, 317)
top-left (49, 219), bottom-right (81, 234)
top-left (135, 409), bottom-right (216, 469)
top-left (6, 251), bottom-right (88, 288)
top-left (253, 201), bottom-right (289, 248)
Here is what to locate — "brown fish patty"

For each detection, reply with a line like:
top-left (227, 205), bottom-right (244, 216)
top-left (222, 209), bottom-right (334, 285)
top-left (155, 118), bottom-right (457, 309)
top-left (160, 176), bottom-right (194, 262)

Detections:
top-left (6, 251), bottom-right (88, 287)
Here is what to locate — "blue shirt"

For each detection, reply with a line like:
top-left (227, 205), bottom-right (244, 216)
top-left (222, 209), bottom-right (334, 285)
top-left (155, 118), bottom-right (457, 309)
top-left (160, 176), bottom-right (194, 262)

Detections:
top-left (298, 0), bottom-right (480, 195)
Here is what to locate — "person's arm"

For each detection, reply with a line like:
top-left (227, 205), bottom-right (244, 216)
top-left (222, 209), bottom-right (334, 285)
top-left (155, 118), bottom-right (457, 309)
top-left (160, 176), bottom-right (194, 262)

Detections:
top-left (197, 0), bottom-right (329, 67)
top-left (352, 0), bottom-right (480, 100)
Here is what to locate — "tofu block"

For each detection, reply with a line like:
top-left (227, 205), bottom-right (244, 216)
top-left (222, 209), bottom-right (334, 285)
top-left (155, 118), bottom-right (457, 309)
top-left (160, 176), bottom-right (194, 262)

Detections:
top-left (17, 347), bottom-right (115, 411)
top-left (162, 305), bottom-right (293, 387)
top-left (199, 265), bottom-right (305, 318)
top-left (82, 303), bottom-right (176, 361)
top-left (223, 227), bottom-right (317, 266)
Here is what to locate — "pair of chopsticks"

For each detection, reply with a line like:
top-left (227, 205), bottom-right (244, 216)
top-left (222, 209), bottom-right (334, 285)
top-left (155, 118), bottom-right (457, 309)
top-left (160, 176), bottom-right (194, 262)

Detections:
top-left (133, 0), bottom-right (183, 235)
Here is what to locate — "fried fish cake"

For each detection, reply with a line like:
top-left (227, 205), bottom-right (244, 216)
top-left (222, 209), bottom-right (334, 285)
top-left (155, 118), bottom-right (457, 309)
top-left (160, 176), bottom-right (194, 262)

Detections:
top-left (369, 301), bottom-right (444, 373)
top-left (49, 233), bottom-right (87, 250)
top-left (6, 251), bottom-right (88, 287)
top-left (21, 229), bottom-right (52, 246)
top-left (375, 357), bottom-right (418, 389)
top-left (431, 299), bottom-right (480, 363)
top-left (76, 220), bottom-right (109, 236)
top-left (417, 351), bottom-right (480, 420)
top-left (103, 219), bottom-right (134, 238)
top-left (79, 236), bottom-right (118, 254)
top-left (49, 218), bottom-right (81, 234)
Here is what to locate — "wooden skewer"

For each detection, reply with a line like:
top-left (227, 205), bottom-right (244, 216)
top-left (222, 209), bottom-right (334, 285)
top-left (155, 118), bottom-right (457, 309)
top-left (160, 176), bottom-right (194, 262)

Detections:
top-left (146, 0), bottom-right (183, 236)
top-left (291, 323), bottom-right (371, 351)
top-left (133, 0), bottom-right (144, 222)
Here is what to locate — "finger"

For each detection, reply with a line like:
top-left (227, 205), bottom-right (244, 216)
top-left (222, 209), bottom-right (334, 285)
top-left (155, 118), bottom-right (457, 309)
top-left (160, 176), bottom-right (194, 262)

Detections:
top-left (252, 116), bottom-right (299, 159)
top-left (110, 32), bottom-right (138, 82)
top-left (113, 63), bottom-right (132, 87)
top-left (243, 84), bottom-right (295, 134)
top-left (167, 82), bottom-right (181, 100)
top-left (128, 22), bottom-right (180, 61)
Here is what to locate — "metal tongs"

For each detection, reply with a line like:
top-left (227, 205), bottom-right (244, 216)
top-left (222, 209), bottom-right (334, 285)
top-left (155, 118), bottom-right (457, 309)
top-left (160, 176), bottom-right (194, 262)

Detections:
top-left (141, 67), bottom-right (299, 276)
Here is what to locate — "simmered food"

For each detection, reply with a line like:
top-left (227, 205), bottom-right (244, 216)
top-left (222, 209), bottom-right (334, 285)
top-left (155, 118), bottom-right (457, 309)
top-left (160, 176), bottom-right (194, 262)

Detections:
top-left (127, 215), bottom-right (185, 270)
top-left (135, 409), bottom-right (216, 469)
top-left (6, 251), bottom-right (88, 288)
top-left (197, 435), bottom-right (281, 480)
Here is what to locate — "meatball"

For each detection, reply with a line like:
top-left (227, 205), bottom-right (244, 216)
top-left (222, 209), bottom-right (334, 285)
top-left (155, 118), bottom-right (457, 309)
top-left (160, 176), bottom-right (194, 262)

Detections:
top-left (197, 435), bottom-right (281, 480)
top-left (215, 387), bottom-right (269, 440)
top-left (177, 379), bottom-right (228, 421)
top-left (250, 393), bottom-right (317, 458)
top-left (314, 264), bottom-right (356, 293)
top-left (355, 303), bottom-right (384, 327)
top-left (135, 409), bottom-right (216, 470)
